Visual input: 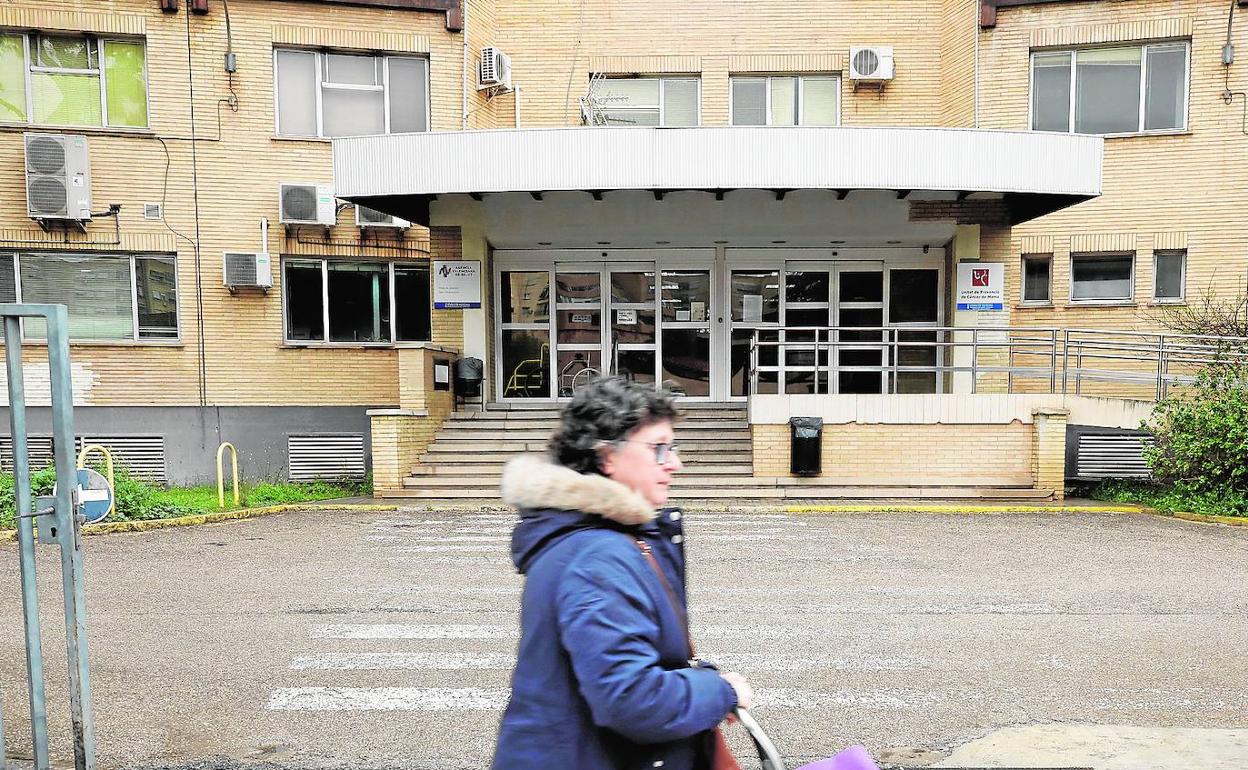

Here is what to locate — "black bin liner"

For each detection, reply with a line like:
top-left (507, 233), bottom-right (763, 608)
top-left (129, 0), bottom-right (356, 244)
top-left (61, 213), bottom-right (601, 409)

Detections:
top-left (789, 416), bottom-right (823, 477)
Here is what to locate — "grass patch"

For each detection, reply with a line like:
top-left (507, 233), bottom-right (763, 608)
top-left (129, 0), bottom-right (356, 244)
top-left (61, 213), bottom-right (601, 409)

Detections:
top-left (0, 468), bottom-right (371, 531)
top-left (1089, 479), bottom-right (1248, 518)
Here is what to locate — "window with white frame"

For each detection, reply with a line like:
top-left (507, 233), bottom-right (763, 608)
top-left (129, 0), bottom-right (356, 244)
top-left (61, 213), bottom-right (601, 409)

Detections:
top-left (1031, 42), bottom-right (1188, 135)
top-left (1021, 254), bottom-right (1052, 303)
top-left (1153, 249), bottom-right (1186, 301)
top-left (0, 252), bottom-right (177, 340)
top-left (1071, 252), bottom-right (1135, 302)
top-left (0, 32), bottom-right (148, 127)
top-left (284, 259), bottom-right (431, 344)
top-left (730, 75), bottom-right (839, 126)
top-left (274, 49), bottom-right (429, 138)
top-left (584, 76), bottom-right (699, 127)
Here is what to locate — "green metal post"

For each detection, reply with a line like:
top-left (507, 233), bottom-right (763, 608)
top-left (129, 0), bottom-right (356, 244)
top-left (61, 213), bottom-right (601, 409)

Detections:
top-left (3, 313), bottom-right (50, 770)
top-left (44, 305), bottom-right (96, 770)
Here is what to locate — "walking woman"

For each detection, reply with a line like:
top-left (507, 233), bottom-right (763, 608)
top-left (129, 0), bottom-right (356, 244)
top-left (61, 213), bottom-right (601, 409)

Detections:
top-left (492, 377), bottom-right (752, 770)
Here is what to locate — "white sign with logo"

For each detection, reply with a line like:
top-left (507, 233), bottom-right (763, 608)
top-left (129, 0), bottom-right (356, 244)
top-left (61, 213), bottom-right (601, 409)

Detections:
top-left (433, 261), bottom-right (481, 309)
top-left (956, 262), bottom-right (1005, 311)
top-left (615, 309), bottom-right (638, 326)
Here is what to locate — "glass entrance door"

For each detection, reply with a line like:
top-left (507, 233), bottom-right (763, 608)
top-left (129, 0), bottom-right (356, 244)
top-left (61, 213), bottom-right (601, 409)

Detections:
top-left (833, 265), bottom-right (886, 394)
top-left (554, 271), bottom-right (603, 397)
top-left (607, 266), bottom-right (659, 387)
top-left (659, 268), bottom-right (712, 397)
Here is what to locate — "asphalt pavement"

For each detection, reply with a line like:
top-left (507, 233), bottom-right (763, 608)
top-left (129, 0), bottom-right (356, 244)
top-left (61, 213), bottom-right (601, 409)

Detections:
top-left (1, 508), bottom-right (1246, 770)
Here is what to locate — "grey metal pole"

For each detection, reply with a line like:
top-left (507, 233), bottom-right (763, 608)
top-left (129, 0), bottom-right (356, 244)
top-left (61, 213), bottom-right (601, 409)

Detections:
top-left (45, 305), bottom-right (96, 770)
top-left (4, 314), bottom-right (50, 770)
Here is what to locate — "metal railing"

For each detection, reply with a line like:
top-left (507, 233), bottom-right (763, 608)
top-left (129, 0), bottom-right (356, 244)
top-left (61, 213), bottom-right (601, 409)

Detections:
top-left (747, 326), bottom-right (1248, 399)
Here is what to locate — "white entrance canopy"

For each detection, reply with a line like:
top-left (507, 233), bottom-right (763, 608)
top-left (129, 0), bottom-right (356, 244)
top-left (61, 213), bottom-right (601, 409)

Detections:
top-left (333, 126), bottom-right (1102, 242)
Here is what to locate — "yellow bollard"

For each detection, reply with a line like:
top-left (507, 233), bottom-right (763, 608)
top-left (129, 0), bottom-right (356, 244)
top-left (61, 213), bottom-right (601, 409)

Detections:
top-left (77, 443), bottom-right (116, 517)
top-left (216, 442), bottom-right (240, 509)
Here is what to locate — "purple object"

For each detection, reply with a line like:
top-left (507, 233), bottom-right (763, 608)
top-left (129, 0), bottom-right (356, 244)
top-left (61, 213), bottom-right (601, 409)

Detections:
top-left (794, 744), bottom-right (880, 770)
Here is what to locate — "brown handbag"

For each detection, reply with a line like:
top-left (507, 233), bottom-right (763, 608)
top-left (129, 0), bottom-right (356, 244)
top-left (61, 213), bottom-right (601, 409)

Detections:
top-left (629, 537), bottom-right (743, 770)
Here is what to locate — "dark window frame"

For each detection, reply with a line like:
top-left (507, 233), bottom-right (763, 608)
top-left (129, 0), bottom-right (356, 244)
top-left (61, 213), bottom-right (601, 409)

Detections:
top-left (1020, 253), bottom-right (1053, 305)
top-left (281, 257), bottom-right (432, 346)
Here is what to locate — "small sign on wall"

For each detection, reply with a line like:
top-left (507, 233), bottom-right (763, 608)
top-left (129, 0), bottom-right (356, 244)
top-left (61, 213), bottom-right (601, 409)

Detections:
top-left (956, 262), bottom-right (1005, 311)
top-left (433, 261), bottom-right (481, 309)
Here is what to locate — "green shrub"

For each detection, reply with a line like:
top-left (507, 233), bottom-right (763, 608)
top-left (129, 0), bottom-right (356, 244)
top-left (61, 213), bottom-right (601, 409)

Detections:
top-left (1145, 360), bottom-right (1248, 499)
top-left (1, 464), bottom-right (371, 530)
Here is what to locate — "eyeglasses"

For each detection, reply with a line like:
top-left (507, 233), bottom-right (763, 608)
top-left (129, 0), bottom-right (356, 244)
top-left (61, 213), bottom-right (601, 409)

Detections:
top-left (617, 440), bottom-right (680, 464)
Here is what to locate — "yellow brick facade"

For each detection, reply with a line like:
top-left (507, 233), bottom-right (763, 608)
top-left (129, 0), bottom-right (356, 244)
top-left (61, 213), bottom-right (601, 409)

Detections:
top-left (0, 0), bottom-right (1230, 486)
top-left (0, 0), bottom-right (476, 410)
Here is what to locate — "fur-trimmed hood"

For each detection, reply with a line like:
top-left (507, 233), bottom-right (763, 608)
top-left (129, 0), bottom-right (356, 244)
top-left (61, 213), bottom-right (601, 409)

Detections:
top-left (502, 453), bottom-right (657, 574)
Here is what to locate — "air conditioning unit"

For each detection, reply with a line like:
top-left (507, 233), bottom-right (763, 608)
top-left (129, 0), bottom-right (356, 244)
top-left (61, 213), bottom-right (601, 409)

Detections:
top-left (355, 204), bottom-right (409, 229)
top-left (25, 133), bottom-right (92, 221)
top-left (849, 46), bottom-right (895, 81)
top-left (479, 46), bottom-right (512, 90)
top-left (222, 252), bottom-right (272, 289)
top-left (279, 182), bottom-right (335, 226)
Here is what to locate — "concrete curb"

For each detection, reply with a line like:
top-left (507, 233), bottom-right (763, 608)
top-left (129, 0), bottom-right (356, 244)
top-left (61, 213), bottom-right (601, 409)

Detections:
top-left (0, 502), bottom-right (401, 543)
top-left (785, 504), bottom-right (1143, 514)
top-left (3, 500), bottom-right (1243, 543)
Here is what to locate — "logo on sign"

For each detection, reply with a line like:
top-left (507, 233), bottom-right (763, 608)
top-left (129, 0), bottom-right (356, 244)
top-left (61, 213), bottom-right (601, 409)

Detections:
top-left (972, 268), bottom-right (990, 287)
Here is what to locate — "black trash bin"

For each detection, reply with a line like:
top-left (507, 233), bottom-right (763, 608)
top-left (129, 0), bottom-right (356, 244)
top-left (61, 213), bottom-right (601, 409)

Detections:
top-left (789, 416), bottom-right (823, 477)
top-left (454, 357), bottom-right (484, 410)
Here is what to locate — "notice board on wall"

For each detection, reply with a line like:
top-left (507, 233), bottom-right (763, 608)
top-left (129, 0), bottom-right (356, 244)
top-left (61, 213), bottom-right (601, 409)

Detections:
top-left (433, 261), bottom-right (482, 309)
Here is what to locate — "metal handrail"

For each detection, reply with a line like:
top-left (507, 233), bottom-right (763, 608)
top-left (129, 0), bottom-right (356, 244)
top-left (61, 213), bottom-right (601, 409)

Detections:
top-left (746, 325), bottom-right (1248, 398)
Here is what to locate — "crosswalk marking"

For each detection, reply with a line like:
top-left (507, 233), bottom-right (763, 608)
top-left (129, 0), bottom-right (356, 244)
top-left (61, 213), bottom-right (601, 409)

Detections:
top-left (291, 652), bottom-right (516, 670)
top-left (268, 687), bottom-right (511, 711)
top-left (313, 624), bottom-right (519, 640)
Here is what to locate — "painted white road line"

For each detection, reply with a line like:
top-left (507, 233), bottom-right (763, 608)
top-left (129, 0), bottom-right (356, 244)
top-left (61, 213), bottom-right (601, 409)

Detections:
top-left (753, 688), bottom-right (939, 710)
top-left (266, 686), bottom-right (930, 712)
top-left (695, 602), bottom-right (1056, 615)
top-left (313, 623), bottom-right (519, 639)
top-left (395, 545), bottom-right (506, 553)
top-left (715, 653), bottom-right (928, 672)
top-left (291, 652), bottom-right (516, 670)
top-left (267, 687), bottom-right (510, 711)
top-left (395, 535), bottom-right (510, 543)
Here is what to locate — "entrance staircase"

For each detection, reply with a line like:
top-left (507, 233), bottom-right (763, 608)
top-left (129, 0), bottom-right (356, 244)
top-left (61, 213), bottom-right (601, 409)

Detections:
top-left (388, 402), bottom-right (1051, 504)
top-left (394, 402), bottom-right (754, 505)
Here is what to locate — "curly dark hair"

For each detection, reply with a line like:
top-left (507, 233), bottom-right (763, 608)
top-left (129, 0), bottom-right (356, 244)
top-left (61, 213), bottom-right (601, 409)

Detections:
top-left (550, 377), bottom-right (679, 474)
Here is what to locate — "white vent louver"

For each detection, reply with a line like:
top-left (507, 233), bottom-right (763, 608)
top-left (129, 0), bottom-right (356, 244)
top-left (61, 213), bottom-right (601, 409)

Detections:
top-left (144, 202), bottom-right (163, 220)
top-left (0, 435), bottom-right (56, 473)
top-left (479, 46), bottom-right (512, 90)
top-left (1076, 434), bottom-right (1153, 479)
top-left (77, 435), bottom-right (167, 484)
top-left (288, 434), bottom-right (366, 481)
top-left (279, 183), bottom-right (336, 226)
top-left (849, 46), bottom-right (895, 81)
top-left (355, 205), bottom-right (409, 229)
top-left (25, 133), bottom-right (92, 221)
top-left (223, 252), bottom-right (272, 288)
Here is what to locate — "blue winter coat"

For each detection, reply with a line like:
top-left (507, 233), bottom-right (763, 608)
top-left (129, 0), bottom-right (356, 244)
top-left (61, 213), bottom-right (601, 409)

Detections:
top-left (492, 454), bottom-right (738, 770)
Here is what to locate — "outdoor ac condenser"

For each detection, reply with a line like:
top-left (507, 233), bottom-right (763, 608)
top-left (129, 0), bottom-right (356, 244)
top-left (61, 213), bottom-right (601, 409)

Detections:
top-left (279, 182), bottom-right (336, 226)
top-left (355, 204), bottom-right (410, 229)
top-left (24, 133), bottom-right (92, 221)
top-left (848, 46), bottom-right (895, 81)
top-left (222, 252), bottom-right (273, 289)
top-left (479, 47), bottom-right (513, 90)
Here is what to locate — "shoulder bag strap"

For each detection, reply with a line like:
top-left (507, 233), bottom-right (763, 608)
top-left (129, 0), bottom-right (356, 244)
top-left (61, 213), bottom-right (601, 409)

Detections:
top-left (628, 535), bottom-right (697, 659)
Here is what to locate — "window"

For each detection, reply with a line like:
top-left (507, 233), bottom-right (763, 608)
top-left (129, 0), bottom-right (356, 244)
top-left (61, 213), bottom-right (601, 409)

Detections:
top-left (0, 33), bottom-right (148, 127)
top-left (1154, 249), bottom-right (1185, 301)
top-left (1031, 42), bottom-right (1188, 134)
top-left (585, 77), bottom-right (699, 127)
top-left (1071, 253), bottom-right (1134, 302)
top-left (1021, 254), bottom-right (1052, 303)
top-left (284, 259), bottom-right (430, 344)
top-left (274, 49), bottom-right (429, 138)
top-left (0, 252), bottom-right (176, 340)
top-left (731, 75), bottom-right (839, 126)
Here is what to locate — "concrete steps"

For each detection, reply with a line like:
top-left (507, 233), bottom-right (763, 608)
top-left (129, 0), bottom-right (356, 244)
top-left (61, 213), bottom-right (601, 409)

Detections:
top-left (388, 401), bottom-right (1050, 505)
